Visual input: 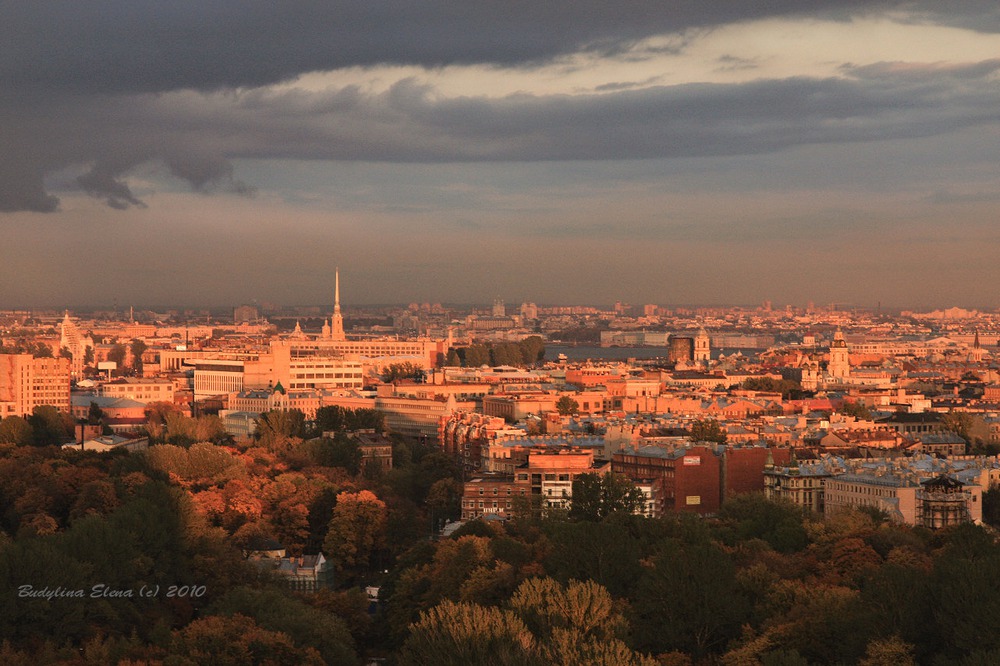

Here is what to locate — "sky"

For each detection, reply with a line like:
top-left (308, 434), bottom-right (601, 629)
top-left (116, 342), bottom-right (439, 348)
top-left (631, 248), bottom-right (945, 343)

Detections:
top-left (2, 1), bottom-right (1000, 310)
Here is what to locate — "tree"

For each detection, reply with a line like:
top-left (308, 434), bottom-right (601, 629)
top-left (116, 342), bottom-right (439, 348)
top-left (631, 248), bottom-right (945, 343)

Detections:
top-left (857, 636), bottom-right (916, 666)
top-left (207, 587), bottom-right (357, 665)
top-left (323, 490), bottom-right (388, 581)
top-left (255, 409), bottom-right (306, 452)
top-left (689, 418), bottom-right (727, 444)
top-left (399, 601), bottom-right (538, 666)
top-left (633, 540), bottom-right (750, 658)
top-left (28, 405), bottom-right (71, 446)
top-left (170, 614), bottom-right (324, 666)
top-left (740, 377), bottom-right (805, 399)
top-left (313, 434), bottom-right (362, 475)
top-left (464, 345), bottom-right (490, 368)
top-left (491, 343), bottom-right (523, 367)
top-left (941, 410), bottom-right (973, 442)
top-left (568, 472), bottom-right (646, 521)
top-left (518, 336), bottom-right (545, 366)
top-left (107, 343), bottom-right (127, 375)
top-left (86, 401), bottom-right (106, 426)
top-left (717, 494), bottom-right (808, 553)
top-left (426, 478), bottom-right (464, 527)
top-left (555, 396), bottom-right (579, 416)
top-left (383, 362), bottom-right (424, 382)
top-left (82, 346), bottom-right (95, 367)
top-left (130, 339), bottom-right (147, 376)
top-left (0, 416), bottom-right (33, 446)
top-left (839, 401), bottom-right (874, 420)
top-left (445, 349), bottom-right (462, 367)
top-left (315, 405), bottom-right (384, 434)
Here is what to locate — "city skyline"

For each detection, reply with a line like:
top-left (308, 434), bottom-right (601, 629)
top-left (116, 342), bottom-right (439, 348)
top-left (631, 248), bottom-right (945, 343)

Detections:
top-left (3, 2), bottom-right (1000, 307)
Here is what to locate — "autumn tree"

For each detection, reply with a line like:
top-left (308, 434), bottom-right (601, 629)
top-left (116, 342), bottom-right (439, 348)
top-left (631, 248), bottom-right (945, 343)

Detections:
top-left (170, 614), bottom-right (324, 666)
top-left (399, 601), bottom-right (537, 666)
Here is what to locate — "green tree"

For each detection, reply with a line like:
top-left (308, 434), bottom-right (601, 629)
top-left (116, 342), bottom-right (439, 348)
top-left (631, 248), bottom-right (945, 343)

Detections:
top-left (315, 405), bottom-right (385, 434)
top-left (569, 472), bottom-right (646, 522)
top-left (941, 410), bottom-right (973, 441)
top-left (518, 336), bottom-right (545, 366)
top-left (324, 490), bottom-right (388, 582)
top-left (689, 418), bottom-right (727, 444)
top-left (82, 346), bottom-right (95, 367)
top-left (491, 343), bottom-right (524, 367)
top-left (465, 345), bottom-right (491, 368)
top-left (107, 343), bottom-right (127, 375)
top-left (555, 396), bottom-right (579, 416)
top-left (130, 339), bottom-right (148, 375)
top-left (445, 349), bottom-right (462, 367)
top-left (28, 405), bottom-right (71, 446)
top-left (717, 494), bottom-right (808, 553)
top-left (633, 539), bottom-right (750, 658)
top-left (0, 416), bottom-right (33, 446)
top-left (207, 587), bottom-right (357, 665)
top-left (426, 478), bottom-right (464, 527)
top-left (839, 400), bottom-right (874, 420)
top-left (86, 401), bottom-right (106, 426)
top-left (255, 409), bottom-right (306, 452)
top-left (383, 362), bottom-right (425, 382)
top-left (313, 434), bottom-right (363, 475)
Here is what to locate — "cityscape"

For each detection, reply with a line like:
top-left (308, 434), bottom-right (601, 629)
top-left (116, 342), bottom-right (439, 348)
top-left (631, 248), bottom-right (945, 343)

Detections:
top-left (5, 2), bottom-right (1000, 665)
top-left (4, 283), bottom-right (1000, 663)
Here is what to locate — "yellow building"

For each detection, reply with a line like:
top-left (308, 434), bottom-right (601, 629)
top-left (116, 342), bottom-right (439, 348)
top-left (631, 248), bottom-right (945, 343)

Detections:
top-left (0, 353), bottom-right (71, 417)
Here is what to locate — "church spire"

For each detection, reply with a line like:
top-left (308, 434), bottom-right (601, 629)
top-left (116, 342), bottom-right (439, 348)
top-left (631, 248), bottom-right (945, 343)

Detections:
top-left (334, 268), bottom-right (341, 315)
top-left (330, 269), bottom-right (345, 340)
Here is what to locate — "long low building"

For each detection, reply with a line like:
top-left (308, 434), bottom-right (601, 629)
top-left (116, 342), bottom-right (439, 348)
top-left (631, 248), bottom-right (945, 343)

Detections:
top-left (765, 454), bottom-right (996, 527)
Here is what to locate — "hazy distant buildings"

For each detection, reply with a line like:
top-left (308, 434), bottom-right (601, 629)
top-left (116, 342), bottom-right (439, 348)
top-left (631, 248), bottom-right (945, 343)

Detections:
top-left (233, 304), bottom-right (259, 324)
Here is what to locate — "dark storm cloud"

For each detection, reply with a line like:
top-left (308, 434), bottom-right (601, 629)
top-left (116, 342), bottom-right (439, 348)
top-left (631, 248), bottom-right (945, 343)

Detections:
top-left (4, 58), bottom-right (1000, 212)
top-left (167, 59), bottom-right (1000, 162)
top-left (2, 1), bottom-right (998, 213)
top-left (1, 1), bottom-right (885, 96)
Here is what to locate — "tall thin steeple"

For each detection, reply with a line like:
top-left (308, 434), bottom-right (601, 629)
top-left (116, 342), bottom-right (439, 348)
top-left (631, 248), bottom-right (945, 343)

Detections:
top-left (330, 268), bottom-right (345, 340)
top-left (334, 269), bottom-right (341, 315)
